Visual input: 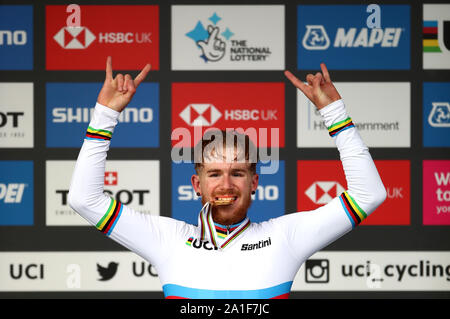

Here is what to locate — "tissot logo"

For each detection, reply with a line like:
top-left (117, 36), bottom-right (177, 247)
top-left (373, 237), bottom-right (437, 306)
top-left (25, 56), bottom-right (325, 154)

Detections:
top-left (305, 181), bottom-right (345, 204)
top-left (179, 104), bottom-right (222, 126)
top-left (53, 26), bottom-right (96, 49)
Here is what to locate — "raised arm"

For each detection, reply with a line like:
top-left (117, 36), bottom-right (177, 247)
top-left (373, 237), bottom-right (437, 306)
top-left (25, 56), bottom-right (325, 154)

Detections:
top-left (67, 57), bottom-right (183, 265)
top-left (281, 64), bottom-right (387, 260)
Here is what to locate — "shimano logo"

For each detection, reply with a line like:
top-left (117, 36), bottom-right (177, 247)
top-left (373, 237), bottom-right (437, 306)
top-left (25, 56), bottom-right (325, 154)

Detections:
top-left (241, 237), bottom-right (272, 251)
top-left (52, 107), bottom-right (153, 123)
top-left (0, 30), bottom-right (27, 46)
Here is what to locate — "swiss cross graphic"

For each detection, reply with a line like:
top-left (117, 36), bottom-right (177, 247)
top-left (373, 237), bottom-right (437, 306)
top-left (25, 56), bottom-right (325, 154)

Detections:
top-left (104, 172), bottom-right (118, 186)
top-left (53, 26), bottom-right (96, 49)
top-left (305, 181), bottom-right (345, 204)
top-left (179, 104), bottom-right (222, 126)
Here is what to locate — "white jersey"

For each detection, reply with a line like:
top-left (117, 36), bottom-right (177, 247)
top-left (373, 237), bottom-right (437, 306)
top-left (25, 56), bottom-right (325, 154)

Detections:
top-left (68, 99), bottom-right (386, 299)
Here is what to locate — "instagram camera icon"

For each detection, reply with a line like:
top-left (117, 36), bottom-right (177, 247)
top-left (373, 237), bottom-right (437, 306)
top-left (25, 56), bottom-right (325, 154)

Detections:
top-left (305, 259), bottom-right (330, 283)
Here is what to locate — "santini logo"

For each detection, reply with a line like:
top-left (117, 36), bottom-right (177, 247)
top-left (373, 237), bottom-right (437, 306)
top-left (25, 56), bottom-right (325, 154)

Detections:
top-left (241, 237), bottom-right (272, 251)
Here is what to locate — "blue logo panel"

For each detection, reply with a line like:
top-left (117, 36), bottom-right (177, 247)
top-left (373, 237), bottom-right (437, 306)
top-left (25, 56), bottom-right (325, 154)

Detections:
top-left (423, 82), bottom-right (450, 147)
top-left (172, 161), bottom-right (285, 225)
top-left (297, 5), bottom-right (410, 70)
top-left (46, 83), bottom-right (159, 147)
top-left (0, 5), bottom-right (33, 70)
top-left (0, 161), bottom-right (33, 225)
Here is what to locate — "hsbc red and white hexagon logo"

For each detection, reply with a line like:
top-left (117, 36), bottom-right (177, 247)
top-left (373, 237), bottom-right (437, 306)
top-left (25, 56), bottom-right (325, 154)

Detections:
top-left (297, 160), bottom-right (410, 225)
top-left (46, 5), bottom-right (159, 70)
top-left (53, 26), bottom-right (96, 49)
top-left (171, 82), bottom-right (285, 147)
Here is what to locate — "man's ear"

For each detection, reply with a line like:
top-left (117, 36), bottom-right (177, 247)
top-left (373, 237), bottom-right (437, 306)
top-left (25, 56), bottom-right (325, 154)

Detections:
top-left (191, 174), bottom-right (201, 194)
top-left (251, 173), bottom-right (259, 193)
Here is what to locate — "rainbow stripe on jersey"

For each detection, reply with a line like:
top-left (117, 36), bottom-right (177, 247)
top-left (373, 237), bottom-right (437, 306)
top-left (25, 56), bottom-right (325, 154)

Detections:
top-left (85, 126), bottom-right (112, 141)
top-left (96, 198), bottom-right (123, 236)
top-left (328, 117), bottom-right (354, 137)
top-left (339, 191), bottom-right (367, 228)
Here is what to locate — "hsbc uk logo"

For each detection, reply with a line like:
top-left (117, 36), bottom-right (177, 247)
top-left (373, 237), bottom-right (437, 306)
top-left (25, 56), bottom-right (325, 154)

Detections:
top-left (53, 26), bottom-right (151, 49)
top-left (305, 181), bottom-right (345, 204)
top-left (53, 26), bottom-right (96, 49)
top-left (180, 104), bottom-right (222, 126)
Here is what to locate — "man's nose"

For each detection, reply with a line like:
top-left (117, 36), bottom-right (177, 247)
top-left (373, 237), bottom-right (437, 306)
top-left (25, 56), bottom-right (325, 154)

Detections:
top-left (221, 173), bottom-right (233, 189)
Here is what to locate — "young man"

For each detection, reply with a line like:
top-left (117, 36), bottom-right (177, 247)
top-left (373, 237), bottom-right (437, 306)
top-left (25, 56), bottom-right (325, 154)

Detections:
top-left (68, 57), bottom-right (386, 298)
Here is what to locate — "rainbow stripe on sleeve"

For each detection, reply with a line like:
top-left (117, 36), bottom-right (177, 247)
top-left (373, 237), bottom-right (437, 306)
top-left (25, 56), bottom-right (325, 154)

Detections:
top-left (96, 198), bottom-right (123, 236)
top-left (85, 126), bottom-right (112, 141)
top-left (327, 117), bottom-right (354, 137)
top-left (339, 191), bottom-right (367, 228)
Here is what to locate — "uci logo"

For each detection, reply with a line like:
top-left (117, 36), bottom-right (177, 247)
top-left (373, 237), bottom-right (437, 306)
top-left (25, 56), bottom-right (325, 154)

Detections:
top-left (186, 237), bottom-right (218, 251)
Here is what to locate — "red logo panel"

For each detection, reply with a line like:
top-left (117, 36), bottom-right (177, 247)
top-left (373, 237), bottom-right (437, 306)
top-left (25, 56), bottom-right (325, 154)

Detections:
top-left (297, 160), bottom-right (410, 225)
top-left (46, 5), bottom-right (159, 70)
top-left (171, 83), bottom-right (285, 147)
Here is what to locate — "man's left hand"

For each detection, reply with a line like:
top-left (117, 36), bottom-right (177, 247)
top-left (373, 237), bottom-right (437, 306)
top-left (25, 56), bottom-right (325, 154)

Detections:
top-left (284, 63), bottom-right (341, 110)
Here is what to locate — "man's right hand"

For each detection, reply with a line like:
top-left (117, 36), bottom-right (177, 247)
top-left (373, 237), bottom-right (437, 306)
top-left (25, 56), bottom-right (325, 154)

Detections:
top-left (97, 56), bottom-right (151, 113)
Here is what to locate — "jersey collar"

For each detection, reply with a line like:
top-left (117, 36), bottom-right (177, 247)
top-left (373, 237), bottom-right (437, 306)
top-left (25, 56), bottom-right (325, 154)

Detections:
top-left (197, 202), bottom-right (250, 250)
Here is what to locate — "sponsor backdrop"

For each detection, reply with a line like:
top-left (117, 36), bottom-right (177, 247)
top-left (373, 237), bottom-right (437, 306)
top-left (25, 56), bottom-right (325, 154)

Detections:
top-left (0, 0), bottom-right (449, 298)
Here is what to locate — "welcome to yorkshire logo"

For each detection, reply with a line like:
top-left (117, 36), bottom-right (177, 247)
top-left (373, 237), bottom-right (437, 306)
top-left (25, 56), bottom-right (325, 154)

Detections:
top-left (185, 12), bottom-right (272, 63)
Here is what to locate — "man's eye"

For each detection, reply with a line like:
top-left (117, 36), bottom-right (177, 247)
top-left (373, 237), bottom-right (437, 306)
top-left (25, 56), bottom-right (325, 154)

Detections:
top-left (208, 173), bottom-right (219, 177)
top-left (232, 172), bottom-right (244, 177)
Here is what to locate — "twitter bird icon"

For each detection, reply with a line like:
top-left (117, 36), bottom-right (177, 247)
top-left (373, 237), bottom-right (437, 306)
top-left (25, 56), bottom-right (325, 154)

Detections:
top-left (97, 262), bottom-right (119, 281)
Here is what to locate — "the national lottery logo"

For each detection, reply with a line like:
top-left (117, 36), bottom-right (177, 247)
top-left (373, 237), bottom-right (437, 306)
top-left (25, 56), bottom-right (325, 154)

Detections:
top-left (185, 12), bottom-right (271, 63)
top-left (428, 102), bottom-right (450, 127)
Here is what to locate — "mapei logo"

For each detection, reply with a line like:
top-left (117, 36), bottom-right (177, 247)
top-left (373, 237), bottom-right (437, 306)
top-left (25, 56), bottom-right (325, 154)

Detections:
top-left (297, 5), bottom-right (410, 69)
top-left (53, 26), bottom-right (96, 49)
top-left (179, 104), bottom-right (222, 126)
top-left (0, 161), bottom-right (33, 225)
top-left (302, 25), bottom-right (403, 50)
top-left (428, 102), bottom-right (450, 127)
top-left (305, 181), bottom-right (345, 204)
